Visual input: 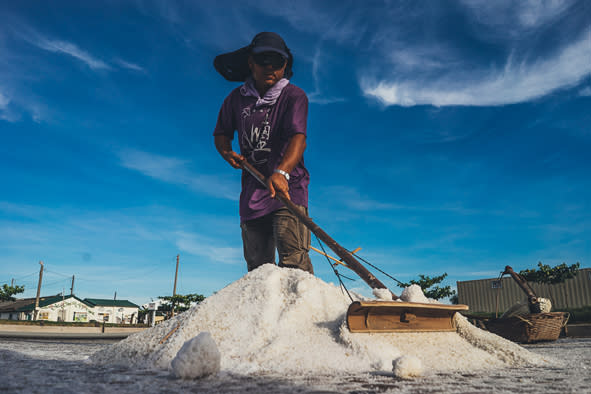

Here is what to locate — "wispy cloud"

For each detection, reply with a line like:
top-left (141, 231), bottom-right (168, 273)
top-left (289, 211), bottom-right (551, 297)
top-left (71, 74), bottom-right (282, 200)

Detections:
top-left (114, 59), bottom-right (147, 73)
top-left (460, 0), bottom-right (575, 32)
top-left (307, 46), bottom-right (346, 105)
top-left (0, 90), bottom-right (16, 122)
top-left (175, 231), bottom-right (242, 265)
top-left (362, 31), bottom-right (591, 107)
top-left (10, 22), bottom-right (145, 73)
top-left (0, 92), bottom-right (9, 108)
top-left (0, 87), bottom-right (48, 123)
top-left (319, 185), bottom-right (479, 215)
top-left (34, 38), bottom-right (111, 70)
top-left (116, 148), bottom-right (239, 201)
top-left (242, 1), bottom-right (589, 108)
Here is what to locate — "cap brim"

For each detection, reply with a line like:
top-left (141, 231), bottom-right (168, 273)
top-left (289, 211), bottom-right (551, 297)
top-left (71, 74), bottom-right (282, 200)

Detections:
top-left (251, 46), bottom-right (288, 59)
top-left (213, 45), bottom-right (251, 82)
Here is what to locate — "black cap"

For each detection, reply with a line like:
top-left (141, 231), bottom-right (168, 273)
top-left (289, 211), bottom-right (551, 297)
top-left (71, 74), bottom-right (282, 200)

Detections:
top-left (250, 32), bottom-right (289, 59)
top-left (214, 32), bottom-right (293, 82)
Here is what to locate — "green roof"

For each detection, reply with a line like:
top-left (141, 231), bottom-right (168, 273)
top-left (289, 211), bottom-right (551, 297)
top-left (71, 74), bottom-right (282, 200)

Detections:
top-left (83, 299), bottom-right (139, 308)
top-left (11, 295), bottom-right (92, 312)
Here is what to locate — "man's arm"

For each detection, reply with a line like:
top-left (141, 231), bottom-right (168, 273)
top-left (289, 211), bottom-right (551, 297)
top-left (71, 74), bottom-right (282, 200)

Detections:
top-left (214, 134), bottom-right (244, 169)
top-left (267, 133), bottom-right (306, 200)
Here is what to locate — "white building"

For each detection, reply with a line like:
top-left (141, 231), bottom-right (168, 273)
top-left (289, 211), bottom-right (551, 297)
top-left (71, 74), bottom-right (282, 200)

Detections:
top-left (0, 294), bottom-right (93, 322)
top-left (0, 295), bottom-right (140, 324)
top-left (84, 298), bottom-right (139, 324)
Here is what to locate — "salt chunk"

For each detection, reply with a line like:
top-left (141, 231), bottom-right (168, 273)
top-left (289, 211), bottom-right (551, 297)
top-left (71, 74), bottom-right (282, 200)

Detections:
top-left (392, 355), bottom-right (423, 379)
top-left (539, 298), bottom-right (552, 313)
top-left (372, 288), bottom-right (393, 300)
top-left (400, 284), bottom-right (429, 303)
top-left (171, 332), bottom-right (220, 379)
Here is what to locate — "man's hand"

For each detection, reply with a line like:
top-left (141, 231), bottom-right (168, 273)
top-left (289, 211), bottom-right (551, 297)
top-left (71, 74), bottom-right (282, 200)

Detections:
top-left (267, 172), bottom-right (290, 200)
top-left (215, 135), bottom-right (244, 169)
top-left (222, 150), bottom-right (244, 169)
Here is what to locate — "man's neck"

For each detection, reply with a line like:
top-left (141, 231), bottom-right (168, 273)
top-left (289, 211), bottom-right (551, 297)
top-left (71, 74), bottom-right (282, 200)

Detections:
top-left (255, 81), bottom-right (270, 97)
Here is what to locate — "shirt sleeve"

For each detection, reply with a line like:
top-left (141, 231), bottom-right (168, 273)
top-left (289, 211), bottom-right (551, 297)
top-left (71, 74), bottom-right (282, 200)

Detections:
top-left (213, 91), bottom-right (236, 139)
top-left (282, 89), bottom-right (308, 138)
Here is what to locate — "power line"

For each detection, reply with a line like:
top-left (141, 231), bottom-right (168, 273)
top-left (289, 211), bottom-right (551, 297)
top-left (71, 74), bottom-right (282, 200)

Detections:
top-left (43, 269), bottom-right (72, 278)
top-left (0, 271), bottom-right (38, 284)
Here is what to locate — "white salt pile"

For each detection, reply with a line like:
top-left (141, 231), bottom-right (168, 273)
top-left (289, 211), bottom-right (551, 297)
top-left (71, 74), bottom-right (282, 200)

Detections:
top-left (91, 264), bottom-right (553, 377)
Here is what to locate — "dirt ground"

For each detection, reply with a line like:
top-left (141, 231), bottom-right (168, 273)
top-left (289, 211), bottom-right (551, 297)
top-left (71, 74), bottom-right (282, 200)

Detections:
top-left (0, 337), bottom-right (589, 393)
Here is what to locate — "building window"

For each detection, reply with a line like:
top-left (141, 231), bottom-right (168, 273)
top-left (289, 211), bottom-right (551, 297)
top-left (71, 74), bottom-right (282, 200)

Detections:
top-left (491, 280), bottom-right (502, 289)
top-left (98, 313), bottom-right (110, 322)
top-left (73, 312), bottom-right (88, 322)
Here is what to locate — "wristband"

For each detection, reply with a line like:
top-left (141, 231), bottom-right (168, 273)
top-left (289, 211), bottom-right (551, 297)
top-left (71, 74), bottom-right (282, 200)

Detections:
top-left (274, 169), bottom-right (290, 181)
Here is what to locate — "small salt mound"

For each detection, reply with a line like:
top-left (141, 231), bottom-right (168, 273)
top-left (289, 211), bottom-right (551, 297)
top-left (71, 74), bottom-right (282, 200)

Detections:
top-left (400, 284), bottom-right (429, 303)
top-left (393, 355), bottom-right (423, 379)
top-left (171, 332), bottom-right (220, 379)
top-left (91, 264), bottom-right (553, 375)
top-left (372, 288), bottom-right (392, 300)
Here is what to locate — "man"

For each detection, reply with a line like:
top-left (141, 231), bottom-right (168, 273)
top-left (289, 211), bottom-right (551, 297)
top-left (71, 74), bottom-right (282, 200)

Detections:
top-left (213, 32), bottom-right (313, 274)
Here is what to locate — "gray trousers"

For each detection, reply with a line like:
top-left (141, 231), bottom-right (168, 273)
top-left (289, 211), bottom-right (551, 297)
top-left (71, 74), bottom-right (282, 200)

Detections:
top-left (241, 205), bottom-right (314, 274)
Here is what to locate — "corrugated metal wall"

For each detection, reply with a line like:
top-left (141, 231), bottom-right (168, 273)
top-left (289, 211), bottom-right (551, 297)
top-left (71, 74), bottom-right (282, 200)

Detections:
top-left (457, 268), bottom-right (591, 314)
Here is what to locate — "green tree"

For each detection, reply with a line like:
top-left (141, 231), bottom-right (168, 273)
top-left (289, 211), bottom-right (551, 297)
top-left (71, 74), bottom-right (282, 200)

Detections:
top-left (158, 293), bottom-right (206, 314)
top-left (519, 262), bottom-right (580, 285)
top-left (0, 284), bottom-right (25, 301)
top-left (397, 273), bottom-right (456, 300)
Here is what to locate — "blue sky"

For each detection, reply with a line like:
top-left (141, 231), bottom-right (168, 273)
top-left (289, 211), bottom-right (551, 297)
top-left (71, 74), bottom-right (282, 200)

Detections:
top-left (1, 1), bottom-right (589, 306)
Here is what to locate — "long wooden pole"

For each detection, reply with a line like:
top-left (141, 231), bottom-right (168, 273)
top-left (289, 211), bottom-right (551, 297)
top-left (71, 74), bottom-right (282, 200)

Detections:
top-left (34, 261), bottom-right (44, 320)
top-left (239, 159), bottom-right (397, 299)
top-left (503, 266), bottom-right (541, 313)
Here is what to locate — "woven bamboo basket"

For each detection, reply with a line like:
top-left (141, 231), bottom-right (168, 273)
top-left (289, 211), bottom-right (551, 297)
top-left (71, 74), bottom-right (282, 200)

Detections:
top-left (484, 312), bottom-right (569, 343)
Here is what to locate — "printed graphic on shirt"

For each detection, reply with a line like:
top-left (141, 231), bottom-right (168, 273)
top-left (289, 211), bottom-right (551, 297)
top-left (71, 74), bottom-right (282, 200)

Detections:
top-left (241, 106), bottom-right (272, 165)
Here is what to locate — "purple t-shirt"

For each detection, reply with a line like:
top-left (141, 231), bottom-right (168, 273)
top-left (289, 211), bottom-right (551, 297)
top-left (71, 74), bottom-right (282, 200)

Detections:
top-left (213, 81), bottom-right (310, 222)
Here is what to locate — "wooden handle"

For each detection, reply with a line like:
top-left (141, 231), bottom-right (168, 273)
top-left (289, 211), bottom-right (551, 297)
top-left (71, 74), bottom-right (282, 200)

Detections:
top-left (239, 159), bottom-right (397, 299)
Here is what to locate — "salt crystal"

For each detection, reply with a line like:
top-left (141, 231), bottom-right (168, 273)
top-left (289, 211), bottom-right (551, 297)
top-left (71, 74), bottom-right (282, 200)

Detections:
top-left (372, 288), bottom-right (393, 300)
top-left (171, 332), bottom-right (220, 379)
top-left (400, 284), bottom-right (429, 303)
top-left (392, 355), bottom-right (423, 378)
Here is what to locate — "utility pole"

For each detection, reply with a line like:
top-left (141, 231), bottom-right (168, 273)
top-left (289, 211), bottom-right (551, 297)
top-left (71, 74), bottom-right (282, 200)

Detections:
top-left (173, 254), bottom-right (179, 296)
top-left (113, 291), bottom-right (117, 324)
top-left (34, 261), bottom-right (44, 320)
top-left (11, 278), bottom-right (14, 287)
top-left (70, 275), bottom-right (75, 296)
top-left (171, 254), bottom-right (180, 317)
top-left (61, 288), bottom-right (65, 322)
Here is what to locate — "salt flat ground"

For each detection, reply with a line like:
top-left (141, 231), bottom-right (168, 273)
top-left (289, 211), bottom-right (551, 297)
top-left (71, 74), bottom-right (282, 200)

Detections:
top-left (0, 337), bottom-right (589, 393)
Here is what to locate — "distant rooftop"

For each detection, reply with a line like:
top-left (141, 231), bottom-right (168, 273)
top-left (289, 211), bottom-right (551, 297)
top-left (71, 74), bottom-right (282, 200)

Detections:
top-left (83, 299), bottom-right (139, 308)
top-left (0, 294), bottom-right (92, 312)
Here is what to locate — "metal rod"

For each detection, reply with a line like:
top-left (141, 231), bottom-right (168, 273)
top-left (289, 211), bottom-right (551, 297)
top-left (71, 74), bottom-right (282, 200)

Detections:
top-left (310, 245), bottom-right (348, 267)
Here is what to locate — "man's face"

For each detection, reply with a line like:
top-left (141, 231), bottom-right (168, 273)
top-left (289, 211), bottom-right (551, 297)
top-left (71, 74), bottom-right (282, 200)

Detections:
top-left (248, 51), bottom-right (287, 90)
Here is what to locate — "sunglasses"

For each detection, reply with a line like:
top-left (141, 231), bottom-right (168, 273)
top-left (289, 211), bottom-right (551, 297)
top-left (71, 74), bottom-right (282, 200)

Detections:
top-left (252, 52), bottom-right (286, 69)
